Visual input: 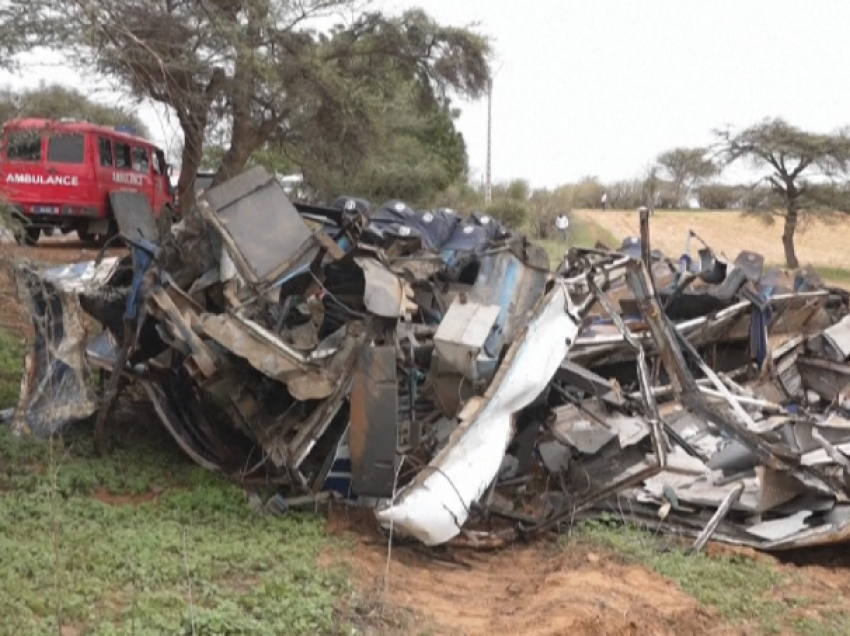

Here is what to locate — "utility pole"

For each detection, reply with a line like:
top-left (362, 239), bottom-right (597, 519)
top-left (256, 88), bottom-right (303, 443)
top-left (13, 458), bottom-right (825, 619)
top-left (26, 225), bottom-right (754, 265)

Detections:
top-left (485, 77), bottom-right (493, 204)
top-left (484, 63), bottom-right (503, 205)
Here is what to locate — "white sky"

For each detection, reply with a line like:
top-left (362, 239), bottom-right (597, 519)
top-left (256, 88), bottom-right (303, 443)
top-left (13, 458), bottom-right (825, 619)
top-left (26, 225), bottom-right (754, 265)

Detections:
top-left (4, 0), bottom-right (850, 188)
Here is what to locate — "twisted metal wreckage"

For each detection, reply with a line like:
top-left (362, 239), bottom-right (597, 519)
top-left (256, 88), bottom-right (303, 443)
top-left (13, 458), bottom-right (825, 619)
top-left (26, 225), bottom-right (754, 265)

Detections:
top-left (9, 165), bottom-right (850, 551)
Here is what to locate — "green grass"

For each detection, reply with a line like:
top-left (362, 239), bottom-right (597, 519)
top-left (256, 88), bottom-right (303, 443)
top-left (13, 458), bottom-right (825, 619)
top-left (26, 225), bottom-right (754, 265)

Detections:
top-left (0, 420), bottom-right (358, 636)
top-left (803, 265), bottom-right (850, 286)
top-left (570, 519), bottom-right (850, 636)
top-left (534, 216), bottom-right (620, 265)
top-left (0, 328), bottom-right (26, 409)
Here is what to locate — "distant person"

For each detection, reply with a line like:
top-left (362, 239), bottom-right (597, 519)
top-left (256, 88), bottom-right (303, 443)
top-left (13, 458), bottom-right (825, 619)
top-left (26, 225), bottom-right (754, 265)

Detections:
top-left (601, 192), bottom-right (608, 211)
top-left (555, 214), bottom-right (569, 242)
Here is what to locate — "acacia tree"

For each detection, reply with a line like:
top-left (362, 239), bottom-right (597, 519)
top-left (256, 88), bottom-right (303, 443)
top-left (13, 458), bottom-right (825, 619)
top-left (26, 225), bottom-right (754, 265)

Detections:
top-left (0, 83), bottom-right (150, 136)
top-left (716, 119), bottom-right (850, 268)
top-left (13, 0), bottom-right (490, 214)
top-left (0, 3), bottom-right (27, 67)
top-left (655, 147), bottom-right (717, 208)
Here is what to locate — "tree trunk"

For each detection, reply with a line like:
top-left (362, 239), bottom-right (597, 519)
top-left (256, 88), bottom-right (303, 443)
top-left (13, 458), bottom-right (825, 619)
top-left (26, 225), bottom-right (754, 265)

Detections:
top-left (211, 44), bottom-right (261, 188)
top-left (782, 201), bottom-right (800, 269)
top-left (175, 111), bottom-right (208, 219)
top-left (213, 128), bottom-right (258, 187)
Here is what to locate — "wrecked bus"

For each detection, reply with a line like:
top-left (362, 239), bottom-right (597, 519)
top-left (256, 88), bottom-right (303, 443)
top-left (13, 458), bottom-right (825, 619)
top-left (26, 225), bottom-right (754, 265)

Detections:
top-left (0, 118), bottom-right (176, 245)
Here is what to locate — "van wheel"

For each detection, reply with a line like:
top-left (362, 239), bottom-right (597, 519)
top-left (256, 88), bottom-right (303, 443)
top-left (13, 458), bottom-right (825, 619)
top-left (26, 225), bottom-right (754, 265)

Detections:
top-left (77, 227), bottom-right (94, 243)
top-left (156, 206), bottom-right (175, 240)
top-left (14, 227), bottom-right (40, 246)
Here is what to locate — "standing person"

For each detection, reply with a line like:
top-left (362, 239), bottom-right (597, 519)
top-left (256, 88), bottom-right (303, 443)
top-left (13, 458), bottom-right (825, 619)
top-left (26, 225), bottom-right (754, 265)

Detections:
top-left (555, 213), bottom-right (569, 242)
top-left (601, 192), bottom-right (608, 211)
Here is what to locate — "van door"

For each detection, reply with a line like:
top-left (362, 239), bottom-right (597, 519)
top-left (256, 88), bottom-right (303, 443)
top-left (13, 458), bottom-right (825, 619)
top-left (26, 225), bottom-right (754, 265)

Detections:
top-left (94, 136), bottom-right (115, 220)
top-left (131, 145), bottom-right (155, 207)
top-left (44, 131), bottom-right (92, 208)
top-left (151, 148), bottom-right (172, 214)
top-left (110, 139), bottom-right (149, 200)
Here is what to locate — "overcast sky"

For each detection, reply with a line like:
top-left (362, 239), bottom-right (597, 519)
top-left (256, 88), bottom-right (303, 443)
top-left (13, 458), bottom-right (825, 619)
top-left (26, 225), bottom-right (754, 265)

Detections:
top-left (4, 0), bottom-right (850, 188)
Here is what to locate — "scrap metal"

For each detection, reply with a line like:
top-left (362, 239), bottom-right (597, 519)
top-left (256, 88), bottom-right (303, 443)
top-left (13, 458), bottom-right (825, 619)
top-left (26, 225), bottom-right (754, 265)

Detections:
top-left (8, 166), bottom-right (850, 553)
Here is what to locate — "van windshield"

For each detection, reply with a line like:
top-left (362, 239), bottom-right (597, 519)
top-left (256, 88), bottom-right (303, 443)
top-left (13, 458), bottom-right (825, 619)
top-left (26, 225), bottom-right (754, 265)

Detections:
top-left (4, 130), bottom-right (42, 162)
top-left (48, 133), bottom-right (85, 163)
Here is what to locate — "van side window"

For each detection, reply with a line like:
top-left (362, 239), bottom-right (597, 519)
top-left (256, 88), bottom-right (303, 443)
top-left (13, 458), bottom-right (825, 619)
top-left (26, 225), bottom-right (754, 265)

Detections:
top-left (5, 130), bottom-right (42, 162)
top-left (132, 147), bottom-right (149, 173)
top-left (153, 149), bottom-right (165, 175)
top-left (98, 137), bottom-right (113, 167)
top-left (115, 142), bottom-right (132, 169)
top-left (47, 133), bottom-right (85, 163)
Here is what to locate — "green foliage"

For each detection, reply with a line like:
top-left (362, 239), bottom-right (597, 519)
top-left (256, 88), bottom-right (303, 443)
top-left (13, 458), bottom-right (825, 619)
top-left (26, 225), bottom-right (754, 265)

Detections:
top-left (0, 421), bottom-right (353, 635)
top-left (549, 177), bottom-right (606, 209)
top-left (696, 183), bottom-right (744, 209)
top-left (605, 179), bottom-right (647, 210)
top-left (535, 216), bottom-right (619, 264)
top-left (300, 79), bottom-right (469, 206)
top-left (430, 181), bottom-right (485, 213)
top-left (491, 179), bottom-right (530, 202)
top-left (525, 188), bottom-right (569, 240)
top-left (484, 198), bottom-right (528, 229)
top-left (18, 0), bottom-right (491, 199)
top-left (655, 147), bottom-right (717, 207)
top-left (0, 83), bottom-right (151, 138)
top-left (0, 328), bottom-right (25, 408)
top-left (716, 118), bottom-right (850, 266)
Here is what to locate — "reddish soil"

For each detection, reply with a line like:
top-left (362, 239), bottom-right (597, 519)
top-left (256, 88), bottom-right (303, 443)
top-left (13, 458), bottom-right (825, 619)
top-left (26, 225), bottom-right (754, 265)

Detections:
top-left (323, 507), bottom-right (741, 636)
top-left (92, 487), bottom-right (162, 506)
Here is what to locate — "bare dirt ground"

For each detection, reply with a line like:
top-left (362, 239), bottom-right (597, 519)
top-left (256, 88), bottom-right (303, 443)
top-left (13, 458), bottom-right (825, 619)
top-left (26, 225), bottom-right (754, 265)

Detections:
top-left (328, 510), bottom-right (728, 636)
top-left (325, 508), bottom-right (850, 636)
top-left (574, 209), bottom-right (850, 271)
top-left (324, 508), bottom-right (736, 636)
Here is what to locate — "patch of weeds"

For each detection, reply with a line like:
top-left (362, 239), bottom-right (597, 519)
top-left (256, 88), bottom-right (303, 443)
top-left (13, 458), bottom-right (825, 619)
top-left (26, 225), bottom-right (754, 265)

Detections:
top-left (568, 519), bottom-right (787, 633)
top-left (0, 327), bottom-right (25, 408)
top-left (790, 609), bottom-right (850, 636)
top-left (809, 266), bottom-right (850, 286)
top-left (335, 585), bottom-right (423, 636)
top-left (0, 423), bottom-right (356, 635)
top-left (534, 217), bottom-right (620, 265)
top-left (765, 263), bottom-right (850, 288)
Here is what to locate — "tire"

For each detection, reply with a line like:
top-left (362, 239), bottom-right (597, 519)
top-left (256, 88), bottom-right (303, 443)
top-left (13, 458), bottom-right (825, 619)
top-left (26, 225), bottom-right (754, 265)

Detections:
top-left (14, 226), bottom-right (40, 246)
top-left (77, 226), bottom-right (94, 243)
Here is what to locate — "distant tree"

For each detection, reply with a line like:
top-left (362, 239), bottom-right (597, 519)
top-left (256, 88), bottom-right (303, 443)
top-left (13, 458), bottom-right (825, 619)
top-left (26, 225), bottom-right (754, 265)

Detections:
top-left (696, 183), bottom-right (744, 210)
top-left (0, 83), bottom-right (151, 138)
top-left (491, 179), bottom-right (530, 202)
top-left (656, 147), bottom-right (718, 207)
top-left (0, 4), bottom-right (27, 68)
top-left (296, 81), bottom-right (469, 206)
top-left (606, 179), bottom-right (644, 209)
top-left (484, 198), bottom-right (527, 229)
top-left (716, 119), bottom-right (850, 267)
top-left (526, 188), bottom-right (570, 240)
top-left (431, 180), bottom-right (484, 213)
top-left (564, 176), bottom-right (605, 209)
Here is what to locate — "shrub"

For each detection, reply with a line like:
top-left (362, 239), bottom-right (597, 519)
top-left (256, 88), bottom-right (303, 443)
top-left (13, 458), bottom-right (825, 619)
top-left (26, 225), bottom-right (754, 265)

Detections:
top-left (527, 189), bottom-right (569, 240)
top-left (697, 184), bottom-right (744, 210)
top-left (484, 198), bottom-right (528, 229)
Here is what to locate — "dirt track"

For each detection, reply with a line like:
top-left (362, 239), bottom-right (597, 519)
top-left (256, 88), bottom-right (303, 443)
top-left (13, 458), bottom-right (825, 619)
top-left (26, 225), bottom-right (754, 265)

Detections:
top-left (325, 508), bottom-right (850, 636)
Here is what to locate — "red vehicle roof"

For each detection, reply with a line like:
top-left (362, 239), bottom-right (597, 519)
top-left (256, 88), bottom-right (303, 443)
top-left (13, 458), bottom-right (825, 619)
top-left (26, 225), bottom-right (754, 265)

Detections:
top-left (2, 118), bottom-right (159, 148)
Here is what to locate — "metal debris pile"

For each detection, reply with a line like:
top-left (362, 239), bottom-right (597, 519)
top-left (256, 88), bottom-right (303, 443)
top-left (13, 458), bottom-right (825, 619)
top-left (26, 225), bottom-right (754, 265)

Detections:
top-left (8, 166), bottom-right (850, 552)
